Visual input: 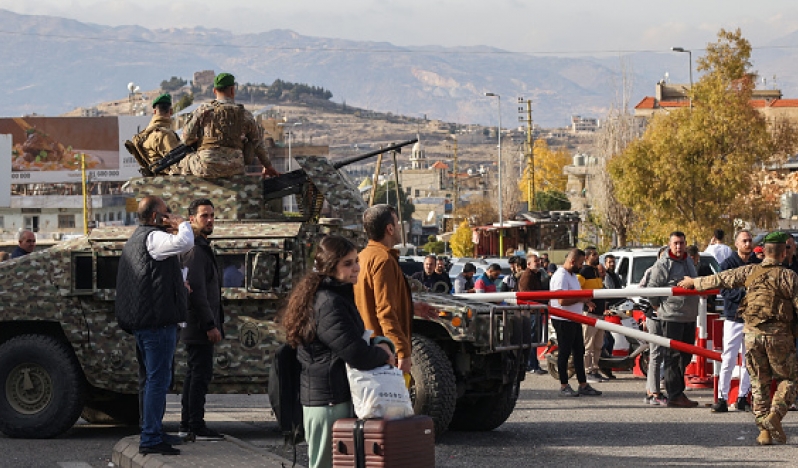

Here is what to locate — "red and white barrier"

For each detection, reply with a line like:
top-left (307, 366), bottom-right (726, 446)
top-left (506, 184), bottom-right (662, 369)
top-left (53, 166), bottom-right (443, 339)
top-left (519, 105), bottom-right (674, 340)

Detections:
top-left (457, 286), bottom-right (722, 363)
top-left (543, 304), bottom-right (721, 362)
top-left (456, 286), bottom-right (720, 302)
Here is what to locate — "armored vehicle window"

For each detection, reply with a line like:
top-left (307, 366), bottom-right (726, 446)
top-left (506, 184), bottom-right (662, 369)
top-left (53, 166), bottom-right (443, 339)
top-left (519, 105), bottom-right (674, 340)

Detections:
top-left (96, 256), bottom-right (120, 289)
top-left (74, 255), bottom-right (93, 290)
top-left (250, 252), bottom-right (278, 291)
top-left (219, 254), bottom-right (246, 288)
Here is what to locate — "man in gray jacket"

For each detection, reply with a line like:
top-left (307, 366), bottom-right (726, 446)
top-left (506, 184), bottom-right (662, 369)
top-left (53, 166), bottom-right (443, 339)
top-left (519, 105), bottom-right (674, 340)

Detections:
top-left (647, 231), bottom-right (699, 408)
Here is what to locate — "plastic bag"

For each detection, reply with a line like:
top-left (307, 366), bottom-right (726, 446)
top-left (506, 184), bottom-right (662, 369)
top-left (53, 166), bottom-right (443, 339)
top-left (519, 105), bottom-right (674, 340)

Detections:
top-left (346, 363), bottom-right (415, 420)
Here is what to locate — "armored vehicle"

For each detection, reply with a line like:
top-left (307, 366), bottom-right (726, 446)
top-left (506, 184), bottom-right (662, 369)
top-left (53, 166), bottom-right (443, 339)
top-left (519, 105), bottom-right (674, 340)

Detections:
top-left (0, 141), bottom-right (532, 439)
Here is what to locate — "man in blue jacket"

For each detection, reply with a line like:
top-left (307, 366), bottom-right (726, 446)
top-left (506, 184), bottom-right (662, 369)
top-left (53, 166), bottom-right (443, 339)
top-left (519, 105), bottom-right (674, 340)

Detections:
top-left (711, 230), bottom-right (759, 413)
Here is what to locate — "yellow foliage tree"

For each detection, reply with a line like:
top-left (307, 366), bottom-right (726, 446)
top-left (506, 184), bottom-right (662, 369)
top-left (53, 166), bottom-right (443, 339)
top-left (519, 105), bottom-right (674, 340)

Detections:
top-left (518, 139), bottom-right (571, 201)
top-left (609, 28), bottom-right (797, 244)
top-left (453, 197), bottom-right (497, 227)
top-left (450, 220), bottom-right (474, 257)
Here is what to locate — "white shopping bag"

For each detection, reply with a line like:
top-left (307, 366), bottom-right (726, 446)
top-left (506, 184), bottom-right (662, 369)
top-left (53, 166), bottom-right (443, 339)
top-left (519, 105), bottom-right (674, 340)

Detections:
top-left (346, 364), bottom-right (414, 420)
top-left (346, 330), bottom-right (414, 420)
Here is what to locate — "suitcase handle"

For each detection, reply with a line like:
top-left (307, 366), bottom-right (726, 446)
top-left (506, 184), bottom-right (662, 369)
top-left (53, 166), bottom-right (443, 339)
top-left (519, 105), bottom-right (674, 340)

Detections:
top-left (354, 420), bottom-right (366, 468)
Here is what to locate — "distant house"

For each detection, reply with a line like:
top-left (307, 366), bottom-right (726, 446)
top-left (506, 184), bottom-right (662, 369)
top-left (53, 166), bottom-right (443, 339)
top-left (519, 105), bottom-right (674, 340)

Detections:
top-left (634, 81), bottom-right (798, 128)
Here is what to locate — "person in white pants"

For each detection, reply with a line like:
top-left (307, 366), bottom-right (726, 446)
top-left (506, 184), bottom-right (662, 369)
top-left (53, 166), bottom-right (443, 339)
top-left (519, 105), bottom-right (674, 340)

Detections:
top-left (711, 230), bottom-right (757, 413)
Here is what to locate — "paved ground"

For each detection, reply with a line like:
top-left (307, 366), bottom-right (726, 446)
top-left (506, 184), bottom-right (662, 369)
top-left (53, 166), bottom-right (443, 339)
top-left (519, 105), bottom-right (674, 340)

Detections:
top-left (6, 368), bottom-right (798, 467)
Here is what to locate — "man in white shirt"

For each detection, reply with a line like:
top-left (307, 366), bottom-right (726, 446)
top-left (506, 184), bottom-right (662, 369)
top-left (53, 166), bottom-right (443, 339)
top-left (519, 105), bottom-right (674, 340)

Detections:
top-left (550, 248), bottom-right (602, 397)
top-left (704, 229), bottom-right (733, 264)
top-left (116, 196), bottom-right (194, 455)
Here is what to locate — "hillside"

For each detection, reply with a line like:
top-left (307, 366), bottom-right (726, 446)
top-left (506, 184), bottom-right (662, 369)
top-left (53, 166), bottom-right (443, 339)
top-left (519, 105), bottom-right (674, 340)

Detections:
top-left (0, 9), bottom-right (697, 127)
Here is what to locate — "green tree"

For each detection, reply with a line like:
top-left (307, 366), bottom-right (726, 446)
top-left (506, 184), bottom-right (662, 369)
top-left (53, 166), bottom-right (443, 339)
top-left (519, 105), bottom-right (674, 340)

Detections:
top-left (160, 76), bottom-right (187, 92)
top-left (372, 181), bottom-right (415, 224)
top-left (173, 93), bottom-right (193, 112)
top-left (534, 190), bottom-right (571, 211)
top-left (609, 28), bottom-right (797, 244)
top-left (450, 220), bottom-right (474, 257)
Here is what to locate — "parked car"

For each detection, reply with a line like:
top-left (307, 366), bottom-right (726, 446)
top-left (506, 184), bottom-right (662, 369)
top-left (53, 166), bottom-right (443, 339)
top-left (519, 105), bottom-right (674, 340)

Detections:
top-left (604, 248), bottom-right (722, 313)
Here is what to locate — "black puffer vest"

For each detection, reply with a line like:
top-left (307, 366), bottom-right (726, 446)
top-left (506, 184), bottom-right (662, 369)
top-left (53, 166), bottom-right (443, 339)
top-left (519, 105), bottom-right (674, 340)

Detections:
top-left (115, 225), bottom-right (187, 332)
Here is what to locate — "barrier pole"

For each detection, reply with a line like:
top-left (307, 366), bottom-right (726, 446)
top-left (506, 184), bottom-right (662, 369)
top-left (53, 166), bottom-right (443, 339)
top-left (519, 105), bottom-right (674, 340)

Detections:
top-left (546, 304), bottom-right (721, 362)
top-left (687, 296), bottom-right (713, 388)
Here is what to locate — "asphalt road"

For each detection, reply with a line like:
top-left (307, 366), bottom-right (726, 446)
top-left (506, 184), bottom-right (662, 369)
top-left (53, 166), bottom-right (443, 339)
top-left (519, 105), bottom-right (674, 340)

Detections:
top-left (2, 371), bottom-right (797, 467)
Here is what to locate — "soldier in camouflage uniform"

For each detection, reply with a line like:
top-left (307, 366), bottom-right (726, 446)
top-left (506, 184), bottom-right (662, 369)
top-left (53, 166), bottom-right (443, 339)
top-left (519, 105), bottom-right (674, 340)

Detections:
top-left (679, 232), bottom-right (798, 446)
top-left (179, 72), bottom-right (278, 178)
top-left (139, 93), bottom-right (181, 174)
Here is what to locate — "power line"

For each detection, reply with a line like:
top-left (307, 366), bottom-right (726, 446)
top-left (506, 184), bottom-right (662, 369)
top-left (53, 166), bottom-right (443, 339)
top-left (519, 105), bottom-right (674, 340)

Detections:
top-left (3, 28), bottom-right (792, 56)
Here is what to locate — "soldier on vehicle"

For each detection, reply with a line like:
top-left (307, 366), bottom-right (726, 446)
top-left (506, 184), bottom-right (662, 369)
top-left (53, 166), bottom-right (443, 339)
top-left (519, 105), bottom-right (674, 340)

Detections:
top-left (179, 72), bottom-right (278, 178)
top-left (141, 93), bottom-right (181, 172)
top-left (679, 231), bottom-right (798, 445)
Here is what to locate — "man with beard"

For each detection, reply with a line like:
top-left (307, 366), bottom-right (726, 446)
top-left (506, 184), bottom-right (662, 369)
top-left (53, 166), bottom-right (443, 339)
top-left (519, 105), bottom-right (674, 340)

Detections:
top-left (578, 247), bottom-right (608, 383)
top-left (550, 249), bottom-right (602, 397)
top-left (179, 199), bottom-right (225, 440)
top-left (648, 231), bottom-right (699, 408)
top-left (710, 230), bottom-right (758, 413)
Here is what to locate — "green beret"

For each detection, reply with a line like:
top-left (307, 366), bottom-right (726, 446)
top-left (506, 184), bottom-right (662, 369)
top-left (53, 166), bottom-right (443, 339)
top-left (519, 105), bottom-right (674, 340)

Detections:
top-left (152, 93), bottom-right (172, 108)
top-left (763, 231), bottom-right (789, 244)
top-left (214, 73), bottom-right (235, 89)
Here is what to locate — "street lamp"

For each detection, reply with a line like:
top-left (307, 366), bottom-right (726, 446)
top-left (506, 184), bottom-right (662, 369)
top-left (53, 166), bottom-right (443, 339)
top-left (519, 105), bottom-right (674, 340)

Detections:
top-left (671, 47), bottom-right (693, 110)
top-left (485, 92), bottom-right (504, 256)
top-left (278, 122), bottom-right (302, 212)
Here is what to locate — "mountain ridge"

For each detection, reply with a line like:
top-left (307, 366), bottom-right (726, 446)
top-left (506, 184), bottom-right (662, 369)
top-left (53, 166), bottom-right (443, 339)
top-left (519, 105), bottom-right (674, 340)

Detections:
top-left (3, 9), bottom-right (798, 126)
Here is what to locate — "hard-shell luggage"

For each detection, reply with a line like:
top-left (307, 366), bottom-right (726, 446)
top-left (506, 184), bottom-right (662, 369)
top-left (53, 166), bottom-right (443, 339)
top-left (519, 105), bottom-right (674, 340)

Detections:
top-left (331, 415), bottom-right (435, 468)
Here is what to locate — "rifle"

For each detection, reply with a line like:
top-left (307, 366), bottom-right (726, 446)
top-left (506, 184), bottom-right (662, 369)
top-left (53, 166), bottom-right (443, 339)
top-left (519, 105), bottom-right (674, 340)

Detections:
top-left (150, 143), bottom-right (195, 175)
top-left (262, 139), bottom-right (418, 200)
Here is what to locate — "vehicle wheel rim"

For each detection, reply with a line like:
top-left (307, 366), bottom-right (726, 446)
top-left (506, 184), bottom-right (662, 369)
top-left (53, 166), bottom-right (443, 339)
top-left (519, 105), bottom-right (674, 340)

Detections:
top-left (5, 363), bottom-right (53, 415)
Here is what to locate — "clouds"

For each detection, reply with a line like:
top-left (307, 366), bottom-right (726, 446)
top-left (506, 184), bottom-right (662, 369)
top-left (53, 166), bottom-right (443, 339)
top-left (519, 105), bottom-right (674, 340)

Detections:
top-left (2, 0), bottom-right (798, 54)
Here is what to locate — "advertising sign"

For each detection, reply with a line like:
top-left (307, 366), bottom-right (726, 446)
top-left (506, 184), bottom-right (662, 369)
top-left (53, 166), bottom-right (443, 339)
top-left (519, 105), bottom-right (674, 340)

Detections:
top-left (0, 115), bottom-right (151, 184)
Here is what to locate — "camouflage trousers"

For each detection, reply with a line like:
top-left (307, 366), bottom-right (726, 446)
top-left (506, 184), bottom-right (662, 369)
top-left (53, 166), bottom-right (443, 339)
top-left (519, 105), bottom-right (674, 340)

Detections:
top-left (744, 332), bottom-right (798, 426)
top-left (177, 147), bottom-right (245, 178)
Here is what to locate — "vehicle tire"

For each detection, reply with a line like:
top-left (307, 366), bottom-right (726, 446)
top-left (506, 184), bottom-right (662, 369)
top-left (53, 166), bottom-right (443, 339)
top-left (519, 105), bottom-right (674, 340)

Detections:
top-left (409, 335), bottom-right (456, 439)
top-left (81, 393), bottom-right (139, 426)
top-left (448, 378), bottom-right (520, 432)
top-left (546, 352), bottom-right (575, 381)
top-left (0, 334), bottom-right (86, 438)
top-left (636, 350), bottom-right (650, 377)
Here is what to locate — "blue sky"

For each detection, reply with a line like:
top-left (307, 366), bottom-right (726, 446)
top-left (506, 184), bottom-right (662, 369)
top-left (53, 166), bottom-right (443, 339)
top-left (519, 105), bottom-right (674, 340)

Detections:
top-left (3, 1), bottom-right (798, 54)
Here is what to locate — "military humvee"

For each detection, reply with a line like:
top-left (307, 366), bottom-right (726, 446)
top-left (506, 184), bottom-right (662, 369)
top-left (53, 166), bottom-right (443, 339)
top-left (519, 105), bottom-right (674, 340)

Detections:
top-left (0, 141), bottom-right (532, 439)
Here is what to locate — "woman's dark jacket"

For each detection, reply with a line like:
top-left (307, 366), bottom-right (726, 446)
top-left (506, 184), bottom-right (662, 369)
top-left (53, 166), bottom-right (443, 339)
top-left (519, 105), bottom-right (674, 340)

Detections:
top-left (297, 277), bottom-right (389, 406)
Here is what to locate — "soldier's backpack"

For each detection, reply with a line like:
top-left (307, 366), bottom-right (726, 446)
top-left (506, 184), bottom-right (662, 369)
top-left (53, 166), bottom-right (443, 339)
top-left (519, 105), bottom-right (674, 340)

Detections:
top-left (268, 343), bottom-right (305, 446)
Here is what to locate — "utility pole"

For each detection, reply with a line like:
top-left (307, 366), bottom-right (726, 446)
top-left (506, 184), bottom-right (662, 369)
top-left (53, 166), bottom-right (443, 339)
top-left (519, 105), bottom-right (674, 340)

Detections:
top-left (369, 147), bottom-right (383, 207)
top-left (391, 148), bottom-right (406, 246)
top-left (451, 135), bottom-right (458, 216)
top-left (518, 97), bottom-right (535, 210)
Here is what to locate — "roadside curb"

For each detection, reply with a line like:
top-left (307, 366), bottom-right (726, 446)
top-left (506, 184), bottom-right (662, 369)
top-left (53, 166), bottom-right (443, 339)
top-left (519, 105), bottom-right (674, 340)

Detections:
top-left (112, 434), bottom-right (298, 468)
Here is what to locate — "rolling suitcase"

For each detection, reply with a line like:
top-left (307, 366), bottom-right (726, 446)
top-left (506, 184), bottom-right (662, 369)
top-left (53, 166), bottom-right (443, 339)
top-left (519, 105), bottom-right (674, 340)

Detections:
top-left (332, 415), bottom-right (435, 468)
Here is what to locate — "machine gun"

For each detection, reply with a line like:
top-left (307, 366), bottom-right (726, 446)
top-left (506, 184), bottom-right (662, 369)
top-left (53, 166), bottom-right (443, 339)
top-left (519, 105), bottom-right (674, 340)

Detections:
top-left (150, 143), bottom-right (196, 175)
top-left (262, 139), bottom-right (418, 200)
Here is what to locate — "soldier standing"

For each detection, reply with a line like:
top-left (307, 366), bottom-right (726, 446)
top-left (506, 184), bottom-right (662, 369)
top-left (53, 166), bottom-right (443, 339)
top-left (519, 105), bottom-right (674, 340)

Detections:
top-left (180, 72), bottom-right (278, 178)
top-left (679, 232), bottom-right (798, 445)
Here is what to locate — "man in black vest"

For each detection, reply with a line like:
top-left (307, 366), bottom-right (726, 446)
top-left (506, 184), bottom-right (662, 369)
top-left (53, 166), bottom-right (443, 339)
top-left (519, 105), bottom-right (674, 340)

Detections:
top-left (116, 196), bottom-right (194, 456)
top-left (179, 199), bottom-right (225, 440)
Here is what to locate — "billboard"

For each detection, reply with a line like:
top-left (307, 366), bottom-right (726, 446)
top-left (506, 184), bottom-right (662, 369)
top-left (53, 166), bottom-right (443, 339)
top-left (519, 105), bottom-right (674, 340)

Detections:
top-left (0, 115), bottom-right (151, 184)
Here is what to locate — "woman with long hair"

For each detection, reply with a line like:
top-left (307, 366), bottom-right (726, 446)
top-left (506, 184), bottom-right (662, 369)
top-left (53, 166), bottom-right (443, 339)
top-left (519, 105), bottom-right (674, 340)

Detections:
top-left (278, 235), bottom-right (395, 468)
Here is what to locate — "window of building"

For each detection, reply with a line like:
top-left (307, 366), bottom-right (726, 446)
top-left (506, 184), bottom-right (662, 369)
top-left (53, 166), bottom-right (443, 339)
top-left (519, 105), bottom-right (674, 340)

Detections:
top-left (108, 212), bottom-right (114, 222)
top-left (0, 216), bottom-right (4, 229)
top-left (23, 216), bottom-right (39, 232)
top-left (415, 189), bottom-right (420, 197)
top-left (58, 214), bottom-right (76, 229)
